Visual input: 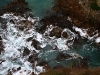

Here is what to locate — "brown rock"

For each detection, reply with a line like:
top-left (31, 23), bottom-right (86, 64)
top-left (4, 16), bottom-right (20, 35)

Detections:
top-left (50, 26), bottom-right (63, 38)
top-left (62, 31), bottom-right (68, 38)
top-left (31, 39), bottom-right (41, 50)
top-left (23, 47), bottom-right (30, 56)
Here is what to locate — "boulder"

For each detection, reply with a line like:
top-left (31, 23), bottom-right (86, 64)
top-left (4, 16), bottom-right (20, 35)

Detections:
top-left (23, 47), bottom-right (30, 56)
top-left (50, 26), bottom-right (63, 38)
top-left (31, 39), bottom-right (41, 50)
top-left (62, 31), bottom-right (68, 38)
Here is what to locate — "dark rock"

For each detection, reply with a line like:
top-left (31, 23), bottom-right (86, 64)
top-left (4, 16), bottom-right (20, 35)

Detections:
top-left (50, 26), bottom-right (62, 38)
top-left (31, 72), bottom-right (35, 75)
top-left (0, 47), bottom-right (4, 54)
top-left (56, 52), bottom-right (72, 61)
top-left (31, 39), bottom-right (41, 50)
top-left (37, 61), bottom-right (48, 66)
top-left (17, 67), bottom-right (21, 71)
top-left (0, 36), bottom-right (2, 40)
top-left (28, 54), bottom-right (38, 63)
top-left (0, 59), bottom-right (5, 64)
top-left (79, 56), bottom-right (90, 68)
top-left (10, 19), bottom-right (15, 24)
top-left (0, 40), bottom-right (4, 54)
top-left (23, 47), bottom-right (30, 56)
top-left (62, 31), bottom-right (68, 38)
top-left (0, 0), bottom-right (31, 16)
top-left (26, 37), bottom-right (33, 42)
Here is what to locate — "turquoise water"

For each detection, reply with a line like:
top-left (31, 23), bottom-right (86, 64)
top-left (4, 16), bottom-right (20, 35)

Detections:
top-left (76, 41), bottom-right (100, 67)
top-left (1, 0), bottom-right (100, 68)
top-left (26, 0), bottom-right (53, 18)
top-left (0, 0), bottom-right (11, 9)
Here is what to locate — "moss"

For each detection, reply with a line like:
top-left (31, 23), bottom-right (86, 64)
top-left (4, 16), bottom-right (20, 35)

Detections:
top-left (90, 1), bottom-right (100, 10)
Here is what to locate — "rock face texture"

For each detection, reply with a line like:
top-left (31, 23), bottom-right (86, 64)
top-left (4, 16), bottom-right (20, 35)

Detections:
top-left (51, 0), bottom-right (100, 36)
top-left (97, 0), bottom-right (100, 7)
top-left (0, 0), bottom-right (31, 16)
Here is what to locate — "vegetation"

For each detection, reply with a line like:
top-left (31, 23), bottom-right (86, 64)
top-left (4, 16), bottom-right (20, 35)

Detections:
top-left (90, 1), bottom-right (100, 10)
top-left (40, 68), bottom-right (100, 75)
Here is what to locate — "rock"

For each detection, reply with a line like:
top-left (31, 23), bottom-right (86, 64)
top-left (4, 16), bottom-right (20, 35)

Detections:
top-left (62, 31), bottom-right (68, 38)
top-left (0, 40), bottom-right (4, 54)
top-left (10, 19), bottom-right (15, 24)
top-left (31, 39), bottom-right (41, 50)
top-left (56, 52), bottom-right (72, 61)
top-left (52, 0), bottom-right (100, 37)
top-left (79, 57), bottom-right (90, 68)
top-left (0, 36), bottom-right (2, 40)
top-left (50, 26), bottom-right (62, 38)
top-left (17, 67), bottom-right (21, 71)
top-left (0, 0), bottom-right (31, 16)
top-left (26, 37), bottom-right (33, 42)
top-left (23, 47), bottom-right (30, 56)
top-left (16, 20), bottom-right (33, 30)
top-left (28, 54), bottom-right (38, 63)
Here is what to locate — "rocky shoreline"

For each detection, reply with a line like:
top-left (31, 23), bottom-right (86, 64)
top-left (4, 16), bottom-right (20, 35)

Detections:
top-left (0, 0), bottom-right (100, 75)
top-left (40, 0), bottom-right (100, 44)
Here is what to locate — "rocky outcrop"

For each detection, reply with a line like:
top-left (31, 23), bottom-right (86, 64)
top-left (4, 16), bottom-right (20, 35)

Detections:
top-left (50, 26), bottom-right (63, 38)
top-left (52, 0), bottom-right (100, 32)
top-left (31, 39), bottom-right (41, 50)
top-left (0, 0), bottom-right (31, 16)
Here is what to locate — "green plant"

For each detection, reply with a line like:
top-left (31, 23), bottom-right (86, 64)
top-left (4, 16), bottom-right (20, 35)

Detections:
top-left (90, 1), bottom-right (100, 10)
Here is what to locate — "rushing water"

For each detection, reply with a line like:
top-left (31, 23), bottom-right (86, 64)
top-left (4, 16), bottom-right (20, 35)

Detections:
top-left (0, 1), bottom-right (100, 75)
top-left (25, 0), bottom-right (100, 68)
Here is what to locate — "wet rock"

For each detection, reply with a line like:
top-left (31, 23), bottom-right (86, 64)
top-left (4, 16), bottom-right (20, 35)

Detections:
top-left (16, 20), bottom-right (33, 30)
top-left (0, 36), bottom-right (2, 40)
top-left (0, 47), bottom-right (4, 54)
top-left (0, 0), bottom-right (31, 16)
top-left (31, 39), bottom-right (41, 50)
top-left (50, 26), bottom-right (62, 38)
top-left (62, 31), bottom-right (68, 38)
top-left (23, 47), bottom-right (30, 56)
top-left (79, 57), bottom-right (90, 68)
top-left (52, 0), bottom-right (100, 37)
top-left (0, 59), bottom-right (5, 64)
top-left (56, 52), bottom-right (72, 61)
top-left (17, 67), bottom-right (21, 71)
top-left (0, 40), bottom-right (4, 54)
top-left (10, 19), bottom-right (15, 24)
top-left (7, 72), bottom-right (12, 75)
top-left (26, 37), bottom-right (33, 42)
top-left (28, 54), bottom-right (38, 63)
